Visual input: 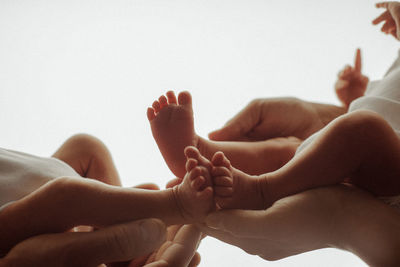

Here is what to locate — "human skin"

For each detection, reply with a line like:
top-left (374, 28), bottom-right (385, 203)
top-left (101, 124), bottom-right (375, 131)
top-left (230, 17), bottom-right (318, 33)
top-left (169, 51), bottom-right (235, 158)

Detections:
top-left (0, 183), bottom-right (202, 267)
top-left (209, 110), bottom-right (400, 210)
top-left (199, 184), bottom-right (400, 266)
top-left (0, 218), bottom-right (166, 267)
top-left (0, 148), bottom-right (213, 254)
top-left (373, 1), bottom-right (400, 39)
top-left (0, 134), bottom-right (202, 267)
top-left (208, 96), bottom-right (345, 143)
top-left (204, 90), bottom-right (400, 266)
top-left (148, 91), bottom-right (310, 177)
top-left (334, 48), bottom-right (369, 108)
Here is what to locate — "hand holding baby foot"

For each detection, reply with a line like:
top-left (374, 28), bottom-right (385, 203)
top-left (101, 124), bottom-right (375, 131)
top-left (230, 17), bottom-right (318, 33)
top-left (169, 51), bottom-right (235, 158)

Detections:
top-left (174, 146), bottom-right (214, 222)
top-left (335, 48), bottom-right (369, 108)
top-left (373, 2), bottom-right (400, 39)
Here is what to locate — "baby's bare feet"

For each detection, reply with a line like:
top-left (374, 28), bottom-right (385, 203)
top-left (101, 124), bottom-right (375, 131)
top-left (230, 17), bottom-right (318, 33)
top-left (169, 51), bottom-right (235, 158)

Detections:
top-left (174, 146), bottom-right (214, 222)
top-left (211, 151), bottom-right (271, 210)
top-left (148, 91), bottom-right (199, 178)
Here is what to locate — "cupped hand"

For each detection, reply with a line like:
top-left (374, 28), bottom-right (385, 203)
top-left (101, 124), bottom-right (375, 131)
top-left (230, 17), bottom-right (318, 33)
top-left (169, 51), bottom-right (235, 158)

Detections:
top-left (335, 48), bottom-right (369, 108)
top-left (373, 1), bottom-right (400, 39)
top-left (208, 98), bottom-right (344, 142)
top-left (198, 184), bottom-right (400, 266)
top-left (129, 224), bottom-right (201, 267)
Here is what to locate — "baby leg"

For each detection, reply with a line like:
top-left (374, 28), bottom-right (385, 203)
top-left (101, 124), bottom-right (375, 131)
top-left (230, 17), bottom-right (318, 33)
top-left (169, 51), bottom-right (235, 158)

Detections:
top-left (0, 146), bottom-right (215, 253)
top-left (52, 134), bottom-right (121, 186)
top-left (263, 110), bottom-right (400, 202)
top-left (148, 91), bottom-right (300, 178)
top-left (211, 151), bottom-right (268, 210)
top-left (212, 110), bottom-right (400, 210)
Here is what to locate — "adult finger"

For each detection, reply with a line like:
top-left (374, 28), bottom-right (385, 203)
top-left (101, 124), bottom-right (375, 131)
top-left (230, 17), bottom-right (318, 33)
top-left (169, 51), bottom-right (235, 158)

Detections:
top-left (78, 219), bottom-right (166, 265)
top-left (137, 225), bottom-right (201, 267)
top-left (0, 178), bottom-right (168, 252)
top-left (372, 10), bottom-right (391, 24)
top-left (147, 225), bottom-right (202, 267)
top-left (208, 100), bottom-right (262, 141)
top-left (2, 219), bottom-right (166, 267)
top-left (354, 48), bottom-right (362, 73)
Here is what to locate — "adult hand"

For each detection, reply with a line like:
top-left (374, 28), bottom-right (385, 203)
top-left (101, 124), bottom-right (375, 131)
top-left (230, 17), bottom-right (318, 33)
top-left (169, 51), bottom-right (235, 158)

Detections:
top-left (130, 224), bottom-right (201, 267)
top-left (373, 2), bottom-right (400, 39)
top-left (208, 98), bottom-right (345, 141)
top-left (198, 184), bottom-right (400, 266)
top-left (0, 219), bottom-right (166, 267)
top-left (124, 183), bottom-right (201, 267)
top-left (335, 48), bottom-right (369, 108)
top-left (0, 181), bottom-right (202, 267)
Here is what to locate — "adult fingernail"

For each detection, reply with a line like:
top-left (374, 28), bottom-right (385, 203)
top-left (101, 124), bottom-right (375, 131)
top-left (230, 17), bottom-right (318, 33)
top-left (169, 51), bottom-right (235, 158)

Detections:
top-left (140, 219), bottom-right (166, 242)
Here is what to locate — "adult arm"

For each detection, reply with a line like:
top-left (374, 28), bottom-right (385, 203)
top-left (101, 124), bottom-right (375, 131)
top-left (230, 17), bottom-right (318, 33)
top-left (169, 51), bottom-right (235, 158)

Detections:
top-left (198, 184), bottom-right (400, 266)
top-left (208, 97), bottom-right (345, 142)
top-left (0, 182), bottom-right (201, 267)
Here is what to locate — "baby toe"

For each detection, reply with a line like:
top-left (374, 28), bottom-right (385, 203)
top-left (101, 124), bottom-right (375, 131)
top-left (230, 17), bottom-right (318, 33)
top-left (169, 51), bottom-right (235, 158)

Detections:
top-left (166, 91), bottom-right (177, 105)
top-left (159, 95), bottom-right (168, 108)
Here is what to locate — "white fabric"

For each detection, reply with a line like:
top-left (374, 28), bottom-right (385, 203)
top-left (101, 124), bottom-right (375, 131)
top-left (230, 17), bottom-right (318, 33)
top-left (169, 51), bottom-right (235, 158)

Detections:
top-left (0, 148), bottom-right (79, 210)
top-left (298, 50), bottom-right (400, 154)
top-left (296, 50), bottom-right (400, 211)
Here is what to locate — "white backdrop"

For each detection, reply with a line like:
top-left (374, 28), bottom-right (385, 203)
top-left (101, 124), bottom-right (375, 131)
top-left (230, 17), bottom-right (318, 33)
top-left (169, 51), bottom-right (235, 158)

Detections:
top-left (0, 0), bottom-right (396, 266)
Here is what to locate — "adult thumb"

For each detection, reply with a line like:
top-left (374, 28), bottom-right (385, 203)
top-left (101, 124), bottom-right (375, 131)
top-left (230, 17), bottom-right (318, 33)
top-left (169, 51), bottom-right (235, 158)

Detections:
top-left (208, 103), bottom-right (259, 141)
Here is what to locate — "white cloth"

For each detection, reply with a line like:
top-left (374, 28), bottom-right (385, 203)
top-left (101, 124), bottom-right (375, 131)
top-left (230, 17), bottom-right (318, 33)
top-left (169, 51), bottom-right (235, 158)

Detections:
top-left (0, 148), bottom-right (80, 211)
top-left (296, 50), bottom-right (400, 211)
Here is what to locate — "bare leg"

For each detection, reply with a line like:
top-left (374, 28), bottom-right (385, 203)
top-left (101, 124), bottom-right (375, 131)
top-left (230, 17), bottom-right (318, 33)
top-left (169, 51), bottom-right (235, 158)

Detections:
top-left (52, 134), bottom-right (121, 186)
top-left (147, 91), bottom-right (300, 178)
top-left (0, 147), bottom-right (214, 253)
top-left (213, 110), bottom-right (400, 209)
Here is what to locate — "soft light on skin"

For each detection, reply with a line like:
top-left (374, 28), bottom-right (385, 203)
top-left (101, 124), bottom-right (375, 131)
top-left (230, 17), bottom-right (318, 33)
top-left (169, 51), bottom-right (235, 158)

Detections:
top-left (0, 0), bottom-right (394, 266)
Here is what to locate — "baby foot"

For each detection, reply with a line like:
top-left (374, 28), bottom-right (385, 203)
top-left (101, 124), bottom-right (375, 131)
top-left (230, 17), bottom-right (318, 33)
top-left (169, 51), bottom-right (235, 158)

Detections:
top-left (148, 91), bottom-right (199, 178)
top-left (174, 146), bottom-right (214, 222)
top-left (211, 151), bottom-right (271, 210)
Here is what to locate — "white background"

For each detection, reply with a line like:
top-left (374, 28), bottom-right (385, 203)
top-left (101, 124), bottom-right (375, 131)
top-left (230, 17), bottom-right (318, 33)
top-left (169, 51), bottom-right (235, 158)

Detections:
top-left (0, 0), bottom-right (397, 266)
